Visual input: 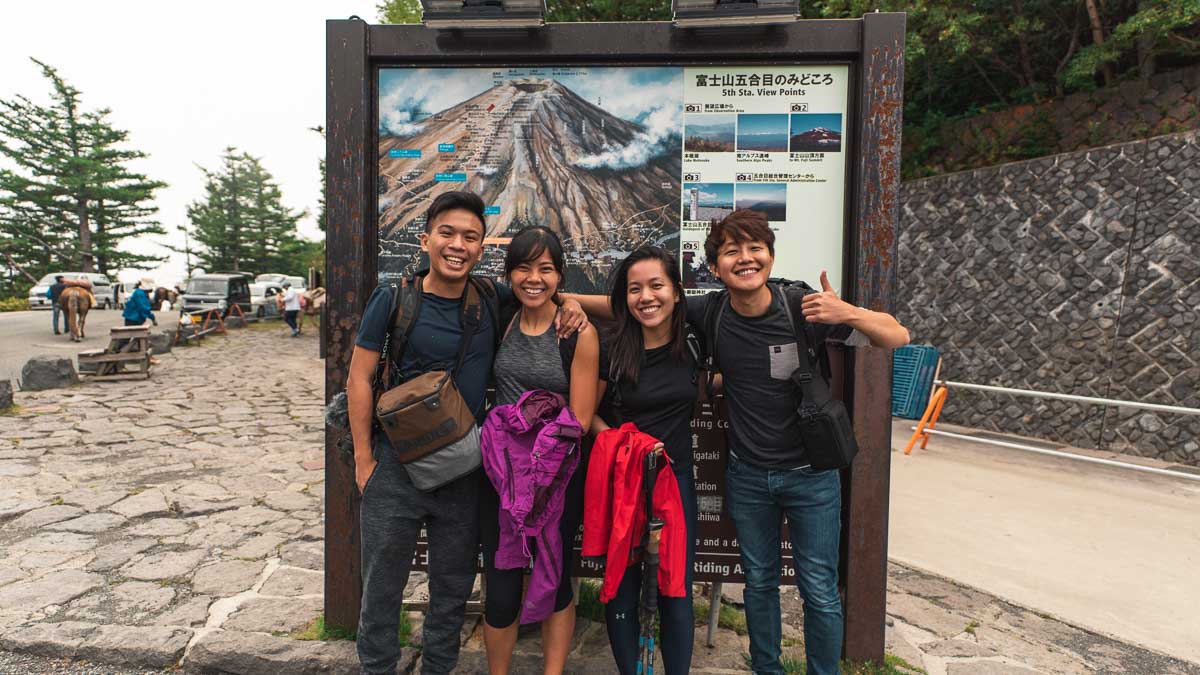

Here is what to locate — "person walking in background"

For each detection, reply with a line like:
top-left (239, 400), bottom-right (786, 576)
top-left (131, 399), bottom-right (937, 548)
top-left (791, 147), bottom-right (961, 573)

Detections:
top-left (47, 275), bottom-right (66, 335)
top-left (280, 281), bottom-right (301, 336)
top-left (122, 278), bottom-right (155, 327)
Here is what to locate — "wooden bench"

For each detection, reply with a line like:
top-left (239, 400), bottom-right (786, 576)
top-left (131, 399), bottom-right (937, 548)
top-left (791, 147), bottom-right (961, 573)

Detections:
top-left (78, 326), bottom-right (153, 381)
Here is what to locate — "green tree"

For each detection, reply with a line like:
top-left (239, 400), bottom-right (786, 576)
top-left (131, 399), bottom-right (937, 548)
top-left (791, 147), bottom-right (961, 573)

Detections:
top-left (0, 58), bottom-right (166, 285)
top-left (311, 126), bottom-right (326, 233)
top-left (1066, 0), bottom-right (1200, 89)
top-left (372, 0), bottom-right (1200, 177)
top-left (185, 148), bottom-right (305, 274)
top-left (378, 0), bottom-right (420, 24)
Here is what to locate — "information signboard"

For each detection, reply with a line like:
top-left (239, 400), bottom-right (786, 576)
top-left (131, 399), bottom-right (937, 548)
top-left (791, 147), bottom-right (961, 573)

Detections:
top-left (376, 64), bottom-right (850, 295)
top-left (327, 18), bottom-right (905, 656)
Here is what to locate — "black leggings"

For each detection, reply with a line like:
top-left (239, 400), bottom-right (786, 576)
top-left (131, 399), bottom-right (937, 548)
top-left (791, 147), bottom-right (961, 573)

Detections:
top-left (479, 466), bottom-right (584, 628)
top-left (604, 462), bottom-right (697, 675)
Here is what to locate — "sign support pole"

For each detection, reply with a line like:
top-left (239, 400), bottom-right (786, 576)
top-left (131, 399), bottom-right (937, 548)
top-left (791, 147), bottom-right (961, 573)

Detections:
top-left (843, 11), bottom-right (905, 662)
top-left (325, 16), bottom-right (373, 630)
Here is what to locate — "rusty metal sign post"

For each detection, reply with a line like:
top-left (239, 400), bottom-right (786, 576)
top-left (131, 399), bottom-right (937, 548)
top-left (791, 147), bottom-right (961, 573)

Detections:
top-left (326, 14), bottom-right (904, 662)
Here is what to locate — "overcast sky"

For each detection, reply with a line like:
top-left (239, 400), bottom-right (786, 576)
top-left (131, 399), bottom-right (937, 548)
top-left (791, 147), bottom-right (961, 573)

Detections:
top-left (1, 0), bottom-right (377, 286)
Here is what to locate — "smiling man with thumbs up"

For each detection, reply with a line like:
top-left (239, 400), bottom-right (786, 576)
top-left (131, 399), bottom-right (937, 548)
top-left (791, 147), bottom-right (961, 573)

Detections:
top-left (686, 209), bottom-right (907, 675)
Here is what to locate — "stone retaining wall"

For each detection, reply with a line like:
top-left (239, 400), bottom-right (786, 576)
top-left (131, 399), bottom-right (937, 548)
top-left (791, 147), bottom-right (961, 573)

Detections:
top-left (897, 129), bottom-right (1200, 465)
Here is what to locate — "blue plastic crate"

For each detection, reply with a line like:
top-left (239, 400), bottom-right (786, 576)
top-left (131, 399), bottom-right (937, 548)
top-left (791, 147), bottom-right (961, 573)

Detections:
top-left (892, 345), bottom-right (940, 419)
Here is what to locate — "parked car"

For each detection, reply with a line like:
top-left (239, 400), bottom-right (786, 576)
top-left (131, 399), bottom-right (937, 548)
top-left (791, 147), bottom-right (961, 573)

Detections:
top-left (255, 273), bottom-right (288, 286)
top-left (181, 274), bottom-right (252, 317)
top-left (27, 272), bottom-right (114, 310)
top-left (249, 283), bottom-right (283, 319)
top-left (284, 276), bottom-right (308, 291)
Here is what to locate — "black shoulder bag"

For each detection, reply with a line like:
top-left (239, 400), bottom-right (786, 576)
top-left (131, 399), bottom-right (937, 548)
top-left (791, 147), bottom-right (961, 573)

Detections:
top-left (775, 285), bottom-right (859, 471)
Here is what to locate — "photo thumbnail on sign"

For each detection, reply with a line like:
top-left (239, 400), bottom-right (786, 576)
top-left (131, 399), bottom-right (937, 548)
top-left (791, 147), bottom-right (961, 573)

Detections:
top-left (376, 66), bottom-right (683, 293)
top-left (735, 183), bottom-right (787, 221)
top-left (682, 182), bottom-right (734, 222)
top-left (683, 113), bottom-right (735, 153)
top-left (790, 113), bottom-right (843, 153)
top-left (736, 113), bottom-right (789, 153)
top-left (680, 229), bottom-right (720, 294)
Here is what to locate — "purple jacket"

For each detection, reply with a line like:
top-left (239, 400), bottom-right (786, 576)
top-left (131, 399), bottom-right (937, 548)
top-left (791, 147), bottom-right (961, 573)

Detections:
top-left (481, 389), bottom-right (583, 624)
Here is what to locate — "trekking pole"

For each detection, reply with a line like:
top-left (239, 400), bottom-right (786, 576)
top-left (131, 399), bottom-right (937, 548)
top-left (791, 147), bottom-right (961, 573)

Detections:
top-left (638, 518), bottom-right (664, 675)
top-left (638, 448), bottom-right (664, 675)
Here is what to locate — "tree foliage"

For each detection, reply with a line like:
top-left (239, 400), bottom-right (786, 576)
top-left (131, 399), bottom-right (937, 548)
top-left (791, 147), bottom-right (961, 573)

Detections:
top-left (185, 148), bottom-right (307, 275)
top-left (0, 58), bottom-right (166, 296)
top-left (375, 0), bottom-right (1199, 171)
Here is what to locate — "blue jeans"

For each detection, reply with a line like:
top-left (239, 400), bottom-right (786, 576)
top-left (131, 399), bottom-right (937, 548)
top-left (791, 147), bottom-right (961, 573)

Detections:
top-left (52, 303), bottom-right (61, 333)
top-left (604, 462), bottom-right (696, 674)
top-left (725, 454), bottom-right (842, 675)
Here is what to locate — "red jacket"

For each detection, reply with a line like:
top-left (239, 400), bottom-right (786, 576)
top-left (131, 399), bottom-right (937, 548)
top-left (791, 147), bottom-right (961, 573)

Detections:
top-left (582, 423), bottom-right (687, 603)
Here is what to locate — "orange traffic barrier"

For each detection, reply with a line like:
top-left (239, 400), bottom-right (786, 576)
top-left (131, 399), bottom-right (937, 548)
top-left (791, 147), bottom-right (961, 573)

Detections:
top-left (904, 385), bottom-right (948, 455)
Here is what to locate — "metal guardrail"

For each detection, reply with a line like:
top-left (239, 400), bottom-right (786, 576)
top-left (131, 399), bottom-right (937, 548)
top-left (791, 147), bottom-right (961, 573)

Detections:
top-left (934, 380), bottom-right (1200, 417)
top-left (910, 426), bottom-right (1200, 482)
top-left (908, 380), bottom-right (1200, 482)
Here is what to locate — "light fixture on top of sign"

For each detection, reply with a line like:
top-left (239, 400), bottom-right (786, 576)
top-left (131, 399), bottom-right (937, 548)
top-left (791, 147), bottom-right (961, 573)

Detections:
top-left (671, 0), bottom-right (799, 27)
top-left (420, 0), bottom-right (547, 29)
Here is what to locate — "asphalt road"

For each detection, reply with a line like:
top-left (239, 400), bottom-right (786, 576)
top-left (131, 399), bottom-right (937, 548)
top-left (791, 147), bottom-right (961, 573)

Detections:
top-left (0, 308), bottom-right (167, 389)
top-left (890, 421), bottom-right (1200, 664)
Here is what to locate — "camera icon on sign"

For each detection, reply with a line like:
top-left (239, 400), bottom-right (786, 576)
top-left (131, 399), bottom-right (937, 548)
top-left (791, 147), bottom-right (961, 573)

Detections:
top-left (790, 103), bottom-right (809, 112)
top-left (685, 104), bottom-right (702, 112)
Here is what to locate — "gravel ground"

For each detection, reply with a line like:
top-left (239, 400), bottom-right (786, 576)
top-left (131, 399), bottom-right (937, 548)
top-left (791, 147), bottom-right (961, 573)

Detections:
top-left (0, 650), bottom-right (170, 674)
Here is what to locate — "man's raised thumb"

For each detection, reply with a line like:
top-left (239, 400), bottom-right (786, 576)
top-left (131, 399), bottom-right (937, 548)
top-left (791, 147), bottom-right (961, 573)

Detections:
top-left (820, 270), bottom-right (836, 294)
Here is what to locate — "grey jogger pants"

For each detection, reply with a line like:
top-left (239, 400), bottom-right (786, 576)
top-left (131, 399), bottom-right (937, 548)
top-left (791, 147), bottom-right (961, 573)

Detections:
top-left (357, 447), bottom-right (480, 675)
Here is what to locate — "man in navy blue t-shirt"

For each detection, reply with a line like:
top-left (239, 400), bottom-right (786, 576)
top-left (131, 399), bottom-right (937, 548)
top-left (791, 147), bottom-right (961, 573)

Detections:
top-left (346, 191), bottom-right (584, 674)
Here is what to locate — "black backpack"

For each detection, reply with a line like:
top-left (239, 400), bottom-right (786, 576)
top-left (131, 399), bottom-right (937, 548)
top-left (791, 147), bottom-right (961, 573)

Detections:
top-left (379, 272), bottom-right (501, 386)
top-left (701, 279), bottom-right (859, 471)
top-left (701, 279), bottom-right (823, 387)
top-left (606, 324), bottom-right (704, 422)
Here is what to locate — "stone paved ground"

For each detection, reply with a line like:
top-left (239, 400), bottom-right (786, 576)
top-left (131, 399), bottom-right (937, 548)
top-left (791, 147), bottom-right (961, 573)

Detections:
top-left (1, 325), bottom-right (1196, 674)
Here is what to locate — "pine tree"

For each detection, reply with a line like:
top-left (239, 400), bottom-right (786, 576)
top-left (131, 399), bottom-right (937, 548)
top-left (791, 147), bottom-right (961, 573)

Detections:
top-left (185, 148), bottom-right (305, 274)
top-left (0, 58), bottom-right (166, 283)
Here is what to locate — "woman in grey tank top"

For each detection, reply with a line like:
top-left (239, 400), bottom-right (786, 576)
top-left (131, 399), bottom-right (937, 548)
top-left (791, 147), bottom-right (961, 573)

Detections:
top-left (480, 226), bottom-right (599, 675)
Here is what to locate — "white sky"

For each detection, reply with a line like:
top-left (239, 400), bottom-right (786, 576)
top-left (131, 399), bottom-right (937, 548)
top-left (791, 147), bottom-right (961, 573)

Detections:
top-left (0, 1), bottom-right (378, 286)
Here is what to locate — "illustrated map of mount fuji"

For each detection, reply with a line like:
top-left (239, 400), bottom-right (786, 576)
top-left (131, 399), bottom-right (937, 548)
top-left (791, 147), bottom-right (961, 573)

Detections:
top-left (377, 70), bottom-right (682, 292)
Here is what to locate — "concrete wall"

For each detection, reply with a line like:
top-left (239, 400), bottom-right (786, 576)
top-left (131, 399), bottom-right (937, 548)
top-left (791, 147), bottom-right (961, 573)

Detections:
top-left (897, 130), bottom-right (1200, 465)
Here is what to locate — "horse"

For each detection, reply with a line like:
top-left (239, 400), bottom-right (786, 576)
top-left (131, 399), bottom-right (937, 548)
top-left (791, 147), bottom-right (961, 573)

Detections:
top-left (59, 286), bottom-right (93, 342)
top-left (296, 287), bottom-right (326, 332)
top-left (149, 286), bottom-right (179, 310)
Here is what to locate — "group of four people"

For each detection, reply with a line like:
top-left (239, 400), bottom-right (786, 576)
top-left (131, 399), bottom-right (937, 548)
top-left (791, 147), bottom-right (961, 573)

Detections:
top-left (346, 190), bottom-right (909, 675)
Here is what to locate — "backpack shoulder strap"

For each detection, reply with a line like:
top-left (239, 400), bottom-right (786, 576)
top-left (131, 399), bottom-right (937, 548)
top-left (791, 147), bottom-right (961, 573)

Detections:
top-left (387, 276), bottom-right (423, 372)
top-left (702, 290), bottom-right (729, 399)
top-left (683, 323), bottom-right (703, 386)
top-left (777, 284), bottom-right (818, 365)
top-left (452, 280), bottom-right (484, 375)
top-left (468, 276), bottom-right (501, 346)
top-left (558, 324), bottom-right (579, 384)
